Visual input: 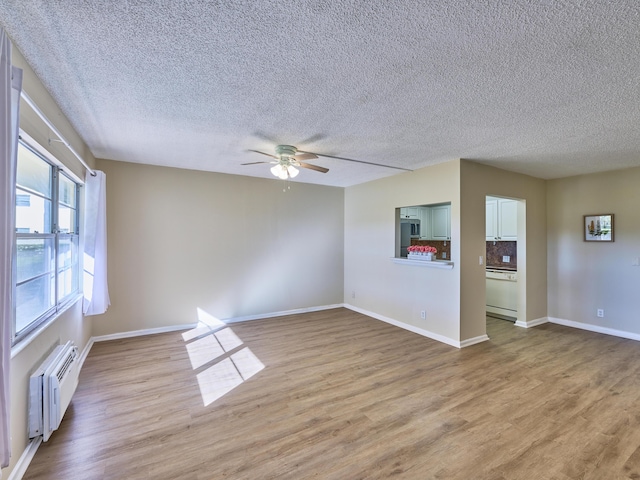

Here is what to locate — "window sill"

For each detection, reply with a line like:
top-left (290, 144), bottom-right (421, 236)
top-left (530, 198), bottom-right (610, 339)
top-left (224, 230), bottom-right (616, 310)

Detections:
top-left (391, 258), bottom-right (454, 269)
top-left (11, 293), bottom-right (83, 359)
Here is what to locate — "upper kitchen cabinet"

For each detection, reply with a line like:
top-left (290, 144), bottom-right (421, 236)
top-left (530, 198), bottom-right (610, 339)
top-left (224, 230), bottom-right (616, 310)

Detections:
top-left (486, 197), bottom-right (517, 241)
top-left (399, 207), bottom-right (420, 219)
top-left (430, 204), bottom-right (451, 240)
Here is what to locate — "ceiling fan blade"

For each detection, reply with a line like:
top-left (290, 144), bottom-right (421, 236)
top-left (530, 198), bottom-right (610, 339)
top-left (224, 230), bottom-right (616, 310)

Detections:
top-left (248, 149), bottom-right (278, 159)
top-left (298, 162), bottom-right (329, 173)
top-left (298, 133), bottom-right (327, 145)
top-left (293, 152), bottom-right (318, 161)
top-left (299, 151), bottom-right (412, 172)
top-left (241, 161), bottom-right (272, 165)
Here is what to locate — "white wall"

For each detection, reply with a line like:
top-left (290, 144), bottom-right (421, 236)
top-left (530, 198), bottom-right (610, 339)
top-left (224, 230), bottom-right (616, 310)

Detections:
top-left (94, 159), bottom-right (345, 336)
top-left (344, 161), bottom-right (462, 344)
top-left (547, 166), bottom-right (640, 336)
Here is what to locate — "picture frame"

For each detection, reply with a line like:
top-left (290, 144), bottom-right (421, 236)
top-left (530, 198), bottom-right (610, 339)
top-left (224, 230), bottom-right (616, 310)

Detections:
top-left (584, 214), bottom-right (614, 242)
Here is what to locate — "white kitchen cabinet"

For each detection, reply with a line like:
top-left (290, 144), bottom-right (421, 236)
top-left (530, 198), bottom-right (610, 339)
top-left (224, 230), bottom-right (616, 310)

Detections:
top-left (400, 207), bottom-right (420, 219)
top-left (430, 204), bottom-right (450, 240)
top-left (498, 199), bottom-right (517, 240)
top-left (485, 199), bottom-right (498, 240)
top-left (418, 207), bottom-right (430, 238)
top-left (486, 198), bottom-right (517, 241)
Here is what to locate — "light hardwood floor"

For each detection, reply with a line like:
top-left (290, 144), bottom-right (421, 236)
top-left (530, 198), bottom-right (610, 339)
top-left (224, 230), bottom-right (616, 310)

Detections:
top-left (23, 309), bottom-right (640, 479)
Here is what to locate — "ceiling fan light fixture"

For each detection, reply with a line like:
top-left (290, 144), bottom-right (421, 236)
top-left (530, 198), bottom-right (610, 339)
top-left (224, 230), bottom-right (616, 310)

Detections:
top-left (246, 144), bottom-right (335, 179)
top-left (270, 164), bottom-right (289, 179)
top-left (270, 165), bottom-right (280, 176)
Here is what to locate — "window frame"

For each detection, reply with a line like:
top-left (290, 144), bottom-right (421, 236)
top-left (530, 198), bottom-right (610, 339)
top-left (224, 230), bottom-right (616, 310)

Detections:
top-left (13, 139), bottom-right (82, 345)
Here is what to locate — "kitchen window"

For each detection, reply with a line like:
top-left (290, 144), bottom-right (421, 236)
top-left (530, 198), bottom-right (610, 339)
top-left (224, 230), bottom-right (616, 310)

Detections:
top-left (14, 141), bottom-right (80, 343)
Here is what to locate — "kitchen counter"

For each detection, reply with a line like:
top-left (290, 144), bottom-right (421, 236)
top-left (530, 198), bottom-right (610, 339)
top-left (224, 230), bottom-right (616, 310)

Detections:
top-left (392, 258), bottom-right (454, 269)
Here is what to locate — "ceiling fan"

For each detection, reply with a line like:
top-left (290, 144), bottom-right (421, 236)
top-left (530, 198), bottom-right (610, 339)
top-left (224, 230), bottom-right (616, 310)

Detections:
top-left (242, 144), bottom-right (412, 180)
top-left (242, 145), bottom-right (326, 179)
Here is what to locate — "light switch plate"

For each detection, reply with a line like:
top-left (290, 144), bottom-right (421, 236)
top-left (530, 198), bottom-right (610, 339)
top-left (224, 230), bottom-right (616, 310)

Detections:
top-left (633, 257), bottom-right (640, 266)
top-left (502, 255), bottom-right (510, 262)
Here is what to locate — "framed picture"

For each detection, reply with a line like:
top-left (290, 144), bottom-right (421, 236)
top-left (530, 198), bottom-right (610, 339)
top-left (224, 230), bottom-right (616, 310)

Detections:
top-left (584, 214), bottom-right (614, 242)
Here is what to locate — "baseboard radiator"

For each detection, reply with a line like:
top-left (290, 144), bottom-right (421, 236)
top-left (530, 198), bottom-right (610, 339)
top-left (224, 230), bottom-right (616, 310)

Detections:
top-left (28, 341), bottom-right (80, 441)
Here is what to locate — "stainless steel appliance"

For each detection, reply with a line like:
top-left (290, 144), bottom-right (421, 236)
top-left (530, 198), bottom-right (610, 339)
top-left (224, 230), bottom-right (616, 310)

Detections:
top-left (400, 219), bottom-right (420, 256)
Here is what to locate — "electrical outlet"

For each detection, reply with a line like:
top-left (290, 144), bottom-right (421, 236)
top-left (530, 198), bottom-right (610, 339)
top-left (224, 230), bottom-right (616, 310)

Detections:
top-left (597, 309), bottom-right (604, 318)
top-left (442, 252), bottom-right (447, 259)
top-left (479, 256), bottom-right (484, 265)
top-left (420, 310), bottom-right (426, 320)
top-left (633, 257), bottom-right (640, 266)
top-left (502, 255), bottom-right (510, 262)
top-left (351, 291), bottom-right (355, 299)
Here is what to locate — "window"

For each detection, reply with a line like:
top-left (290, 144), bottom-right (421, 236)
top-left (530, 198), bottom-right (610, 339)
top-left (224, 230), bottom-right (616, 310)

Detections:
top-left (14, 141), bottom-right (80, 343)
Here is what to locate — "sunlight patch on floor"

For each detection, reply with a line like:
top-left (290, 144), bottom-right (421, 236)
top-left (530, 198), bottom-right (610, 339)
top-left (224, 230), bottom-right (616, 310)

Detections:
top-left (196, 347), bottom-right (264, 406)
top-left (184, 308), bottom-right (265, 406)
top-left (182, 308), bottom-right (227, 341)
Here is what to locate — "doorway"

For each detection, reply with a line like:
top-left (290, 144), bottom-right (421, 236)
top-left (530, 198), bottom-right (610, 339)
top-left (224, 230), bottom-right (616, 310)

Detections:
top-left (485, 195), bottom-right (524, 326)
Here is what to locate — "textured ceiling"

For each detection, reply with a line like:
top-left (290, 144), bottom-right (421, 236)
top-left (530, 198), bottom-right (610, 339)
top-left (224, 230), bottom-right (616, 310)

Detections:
top-left (1, 1), bottom-right (640, 187)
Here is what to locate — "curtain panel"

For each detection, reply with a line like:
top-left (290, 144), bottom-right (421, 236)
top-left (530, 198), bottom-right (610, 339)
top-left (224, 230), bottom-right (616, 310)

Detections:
top-left (83, 170), bottom-right (110, 316)
top-left (0, 27), bottom-right (23, 469)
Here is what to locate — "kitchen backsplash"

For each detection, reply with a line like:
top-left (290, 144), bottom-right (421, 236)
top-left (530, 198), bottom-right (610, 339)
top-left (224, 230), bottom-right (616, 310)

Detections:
top-left (408, 240), bottom-right (517, 267)
top-left (486, 241), bottom-right (517, 269)
top-left (410, 239), bottom-right (451, 260)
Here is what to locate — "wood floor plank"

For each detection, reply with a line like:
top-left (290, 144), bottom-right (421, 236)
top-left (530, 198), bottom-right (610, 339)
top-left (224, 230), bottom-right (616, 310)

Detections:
top-left (22, 310), bottom-right (640, 479)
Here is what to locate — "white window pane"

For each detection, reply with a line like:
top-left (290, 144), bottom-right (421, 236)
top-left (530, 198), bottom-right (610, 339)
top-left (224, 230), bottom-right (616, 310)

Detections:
top-left (16, 238), bottom-right (55, 283)
top-left (16, 275), bottom-right (55, 334)
top-left (58, 174), bottom-right (76, 207)
top-left (15, 189), bottom-right (52, 233)
top-left (58, 267), bottom-right (73, 300)
top-left (57, 236), bottom-right (79, 301)
top-left (16, 145), bottom-right (52, 198)
top-left (58, 204), bottom-right (76, 233)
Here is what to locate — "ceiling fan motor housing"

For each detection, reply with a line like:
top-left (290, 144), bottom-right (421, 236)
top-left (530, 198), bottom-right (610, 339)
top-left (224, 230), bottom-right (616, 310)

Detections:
top-left (275, 145), bottom-right (297, 158)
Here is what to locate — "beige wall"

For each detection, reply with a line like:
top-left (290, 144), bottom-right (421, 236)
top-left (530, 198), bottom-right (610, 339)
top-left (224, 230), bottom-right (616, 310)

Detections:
top-left (344, 159), bottom-right (547, 346)
top-left (9, 302), bottom-right (91, 475)
top-left (6, 44), bottom-right (96, 478)
top-left (344, 160), bottom-right (462, 343)
top-left (14, 48), bottom-right (94, 180)
top-left (547, 166), bottom-right (640, 334)
top-left (459, 160), bottom-right (547, 341)
top-left (94, 160), bottom-right (345, 336)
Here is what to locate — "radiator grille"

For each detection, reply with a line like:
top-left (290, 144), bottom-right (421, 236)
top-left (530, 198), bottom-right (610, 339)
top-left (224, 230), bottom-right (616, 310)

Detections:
top-left (56, 351), bottom-right (76, 382)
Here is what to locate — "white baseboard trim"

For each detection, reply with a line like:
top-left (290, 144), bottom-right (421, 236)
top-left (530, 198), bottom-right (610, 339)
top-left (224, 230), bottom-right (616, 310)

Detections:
top-left (8, 437), bottom-right (41, 480)
top-left (91, 304), bottom-right (345, 343)
top-left (92, 323), bottom-right (198, 343)
top-left (224, 304), bottom-right (345, 324)
top-left (515, 317), bottom-right (549, 329)
top-left (460, 334), bottom-right (490, 348)
top-left (344, 304), bottom-right (466, 348)
top-left (77, 337), bottom-right (94, 371)
top-left (548, 317), bottom-right (640, 342)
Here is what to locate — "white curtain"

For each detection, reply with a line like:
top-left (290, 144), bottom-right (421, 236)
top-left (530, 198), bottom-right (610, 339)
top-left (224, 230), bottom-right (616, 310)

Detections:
top-left (0, 28), bottom-right (22, 470)
top-left (83, 170), bottom-right (110, 315)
